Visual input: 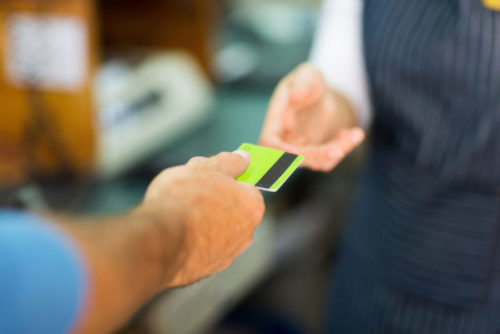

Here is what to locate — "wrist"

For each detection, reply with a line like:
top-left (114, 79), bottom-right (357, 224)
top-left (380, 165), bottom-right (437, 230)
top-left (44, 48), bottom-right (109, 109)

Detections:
top-left (50, 205), bottom-right (188, 333)
top-left (329, 88), bottom-right (358, 129)
top-left (132, 202), bottom-right (187, 290)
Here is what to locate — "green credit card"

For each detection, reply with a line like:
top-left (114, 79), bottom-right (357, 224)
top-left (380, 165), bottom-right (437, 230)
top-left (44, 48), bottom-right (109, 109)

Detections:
top-left (236, 143), bottom-right (304, 192)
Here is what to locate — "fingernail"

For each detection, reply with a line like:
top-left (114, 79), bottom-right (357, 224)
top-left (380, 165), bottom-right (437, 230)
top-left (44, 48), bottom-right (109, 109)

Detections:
top-left (233, 149), bottom-right (250, 161)
top-left (350, 129), bottom-right (365, 143)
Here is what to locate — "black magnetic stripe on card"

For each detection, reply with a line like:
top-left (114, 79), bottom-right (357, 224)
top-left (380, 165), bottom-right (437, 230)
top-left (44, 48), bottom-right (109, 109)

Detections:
top-left (255, 152), bottom-right (298, 189)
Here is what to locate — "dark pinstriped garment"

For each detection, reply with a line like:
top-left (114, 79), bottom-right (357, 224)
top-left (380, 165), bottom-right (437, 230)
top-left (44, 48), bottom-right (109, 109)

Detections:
top-left (326, 0), bottom-right (500, 333)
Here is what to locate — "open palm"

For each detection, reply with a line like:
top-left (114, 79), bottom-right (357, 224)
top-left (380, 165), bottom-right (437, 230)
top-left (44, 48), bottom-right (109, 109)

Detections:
top-left (259, 63), bottom-right (365, 172)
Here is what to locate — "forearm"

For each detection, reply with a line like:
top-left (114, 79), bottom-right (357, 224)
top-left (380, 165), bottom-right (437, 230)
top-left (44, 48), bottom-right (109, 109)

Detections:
top-left (27, 151), bottom-right (261, 333)
top-left (50, 206), bottom-right (185, 334)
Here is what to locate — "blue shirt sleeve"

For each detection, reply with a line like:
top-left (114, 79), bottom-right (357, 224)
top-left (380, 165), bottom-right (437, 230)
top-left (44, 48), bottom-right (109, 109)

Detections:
top-left (0, 210), bottom-right (88, 334)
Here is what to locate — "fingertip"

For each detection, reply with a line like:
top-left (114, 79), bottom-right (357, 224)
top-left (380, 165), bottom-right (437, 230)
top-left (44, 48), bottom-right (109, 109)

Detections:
top-left (238, 181), bottom-right (265, 212)
top-left (240, 181), bottom-right (262, 198)
top-left (350, 128), bottom-right (366, 144)
top-left (328, 145), bottom-right (343, 160)
top-left (289, 88), bottom-right (306, 101)
top-left (289, 87), bottom-right (313, 104)
top-left (323, 158), bottom-right (341, 172)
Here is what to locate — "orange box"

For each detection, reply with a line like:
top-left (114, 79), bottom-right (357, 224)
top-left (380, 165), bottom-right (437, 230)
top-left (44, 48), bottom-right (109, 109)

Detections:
top-left (0, 0), bottom-right (97, 188)
top-left (99, 0), bottom-right (217, 75)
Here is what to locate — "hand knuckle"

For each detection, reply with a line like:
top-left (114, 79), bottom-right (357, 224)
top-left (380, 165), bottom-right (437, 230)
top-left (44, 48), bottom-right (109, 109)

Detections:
top-left (257, 194), bottom-right (265, 211)
top-left (254, 209), bottom-right (265, 224)
top-left (250, 186), bottom-right (264, 202)
top-left (250, 196), bottom-right (265, 222)
top-left (323, 165), bottom-right (334, 172)
top-left (217, 151), bottom-right (232, 160)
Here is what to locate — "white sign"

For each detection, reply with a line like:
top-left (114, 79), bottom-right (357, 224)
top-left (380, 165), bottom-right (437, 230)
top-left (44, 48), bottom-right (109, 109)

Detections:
top-left (5, 14), bottom-right (87, 90)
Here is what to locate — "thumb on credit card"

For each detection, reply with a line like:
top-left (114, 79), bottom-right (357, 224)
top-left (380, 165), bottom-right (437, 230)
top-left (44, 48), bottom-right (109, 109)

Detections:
top-left (188, 150), bottom-right (250, 179)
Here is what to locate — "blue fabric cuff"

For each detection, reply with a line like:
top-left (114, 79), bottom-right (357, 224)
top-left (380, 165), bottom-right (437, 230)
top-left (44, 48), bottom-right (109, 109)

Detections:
top-left (0, 210), bottom-right (88, 334)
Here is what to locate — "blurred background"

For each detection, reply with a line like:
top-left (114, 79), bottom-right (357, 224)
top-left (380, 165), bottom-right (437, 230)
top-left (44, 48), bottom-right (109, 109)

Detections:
top-left (0, 0), bottom-right (366, 333)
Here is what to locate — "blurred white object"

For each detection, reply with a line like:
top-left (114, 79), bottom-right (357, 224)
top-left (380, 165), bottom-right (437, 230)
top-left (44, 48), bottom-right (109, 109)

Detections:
top-left (5, 14), bottom-right (87, 90)
top-left (216, 42), bottom-right (259, 82)
top-left (216, 0), bottom-right (317, 83)
top-left (95, 52), bottom-right (213, 178)
top-left (309, 0), bottom-right (372, 129)
top-left (231, 0), bottom-right (315, 45)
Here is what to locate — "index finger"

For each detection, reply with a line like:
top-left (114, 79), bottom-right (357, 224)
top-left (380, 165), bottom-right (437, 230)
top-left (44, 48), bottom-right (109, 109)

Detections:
top-left (260, 128), bottom-right (365, 172)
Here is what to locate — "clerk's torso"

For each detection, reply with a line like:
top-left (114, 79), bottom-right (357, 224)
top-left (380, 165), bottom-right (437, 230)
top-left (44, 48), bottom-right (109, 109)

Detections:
top-left (348, 0), bottom-right (500, 307)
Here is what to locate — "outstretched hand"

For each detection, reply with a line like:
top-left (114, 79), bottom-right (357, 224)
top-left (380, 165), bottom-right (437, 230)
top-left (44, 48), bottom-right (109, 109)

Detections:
top-left (259, 63), bottom-right (365, 172)
top-left (143, 150), bottom-right (265, 288)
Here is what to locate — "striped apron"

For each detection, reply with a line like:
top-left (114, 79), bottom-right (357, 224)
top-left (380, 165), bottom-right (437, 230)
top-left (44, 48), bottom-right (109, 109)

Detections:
top-left (326, 0), bottom-right (500, 332)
